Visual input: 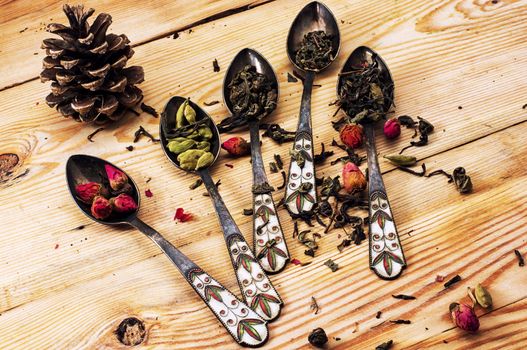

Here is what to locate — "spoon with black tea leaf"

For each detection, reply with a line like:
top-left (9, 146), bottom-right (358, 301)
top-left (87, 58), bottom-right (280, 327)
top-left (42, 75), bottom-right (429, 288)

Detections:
top-left (222, 48), bottom-right (290, 274)
top-left (160, 96), bottom-right (283, 321)
top-left (65, 154), bottom-right (268, 347)
top-left (336, 46), bottom-right (406, 280)
top-left (284, 1), bottom-right (340, 216)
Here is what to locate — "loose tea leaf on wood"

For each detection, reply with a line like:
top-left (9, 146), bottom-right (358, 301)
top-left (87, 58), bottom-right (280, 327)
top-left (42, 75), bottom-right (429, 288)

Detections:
top-left (514, 249), bottom-right (525, 266)
top-left (444, 274), bottom-right (462, 288)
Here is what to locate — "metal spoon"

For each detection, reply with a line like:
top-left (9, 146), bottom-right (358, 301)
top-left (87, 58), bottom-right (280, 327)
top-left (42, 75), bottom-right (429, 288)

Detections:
top-left (160, 97), bottom-right (283, 321)
top-left (65, 154), bottom-right (268, 347)
top-left (284, 1), bottom-right (341, 216)
top-left (337, 46), bottom-right (407, 280)
top-left (222, 48), bottom-right (290, 274)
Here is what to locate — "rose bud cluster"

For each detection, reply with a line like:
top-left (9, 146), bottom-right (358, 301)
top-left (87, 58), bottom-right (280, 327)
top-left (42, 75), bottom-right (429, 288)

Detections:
top-left (342, 162), bottom-right (367, 193)
top-left (221, 137), bottom-right (250, 157)
top-left (383, 118), bottom-right (401, 139)
top-left (339, 123), bottom-right (363, 149)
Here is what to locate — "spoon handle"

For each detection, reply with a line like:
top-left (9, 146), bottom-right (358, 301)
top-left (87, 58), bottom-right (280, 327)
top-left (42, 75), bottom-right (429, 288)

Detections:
top-left (248, 121), bottom-right (290, 274)
top-left (284, 71), bottom-right (317, 215)
top-left (128, 217), bottom-right (269, 347)
top-left (199, 170), bottom-right (283, 321)
top-left (364, 124), bottom-right (407, 280)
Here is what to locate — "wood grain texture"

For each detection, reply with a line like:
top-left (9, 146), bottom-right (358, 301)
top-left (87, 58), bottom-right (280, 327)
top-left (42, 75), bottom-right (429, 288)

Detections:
top-left (0, 0), bottom-right (266, 90)
top-left (0, 0), bottom-right (527, 348)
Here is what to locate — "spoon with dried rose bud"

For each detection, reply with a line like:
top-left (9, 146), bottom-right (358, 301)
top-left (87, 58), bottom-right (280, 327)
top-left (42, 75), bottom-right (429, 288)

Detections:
top-left (284, 1), bottom-right (340, 216)
top-left (221, 48), bottom-right (290, 274)
top-left (160, 96), bottom-right (283, 322)
top-left (66, 154), bottom-right (268, 347)
top-left (336, 46), bottom-right (406, 280)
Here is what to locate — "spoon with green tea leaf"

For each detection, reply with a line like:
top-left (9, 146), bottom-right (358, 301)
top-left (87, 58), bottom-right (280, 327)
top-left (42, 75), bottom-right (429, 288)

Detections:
top-left (336, 46), bottom-right (406, 280)
top-left (160, 96), bottom-right (283, 321)
top-left (66, 154), bottom-right (268, 347)
top-left (284, 1), bottom-right (340, 216)
top-left (221, 48), bottom-right (290, 274)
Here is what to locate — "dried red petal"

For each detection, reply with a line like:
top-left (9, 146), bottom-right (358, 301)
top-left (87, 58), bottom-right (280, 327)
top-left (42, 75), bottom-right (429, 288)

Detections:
top-left (110, 193), bottom-right (138, 213)
top-left (104, 164), bottom-right (129, 191)
top-left (174, 207), bottom-right (192, 222)
top-left (145, 189), bottom-right (153, 197)
top-left (384, 118), bottom-right (401, 139)
top-left (339, 124), bottom-right (363, 149)
top-left (291, 258), bottom-right (302, 266)
top-left (75, 182), bottom-right (104, 203)
top-left (221, 137), bottom-right (250, 157)
top-left (91, 196), bottom-right (112, 219)
top-left (435, 275), bottom-right (445, 282)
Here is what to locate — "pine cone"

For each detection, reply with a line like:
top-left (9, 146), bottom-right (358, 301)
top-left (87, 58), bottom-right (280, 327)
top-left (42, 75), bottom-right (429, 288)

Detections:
top-left (40, 4), bottom-right (144, 123)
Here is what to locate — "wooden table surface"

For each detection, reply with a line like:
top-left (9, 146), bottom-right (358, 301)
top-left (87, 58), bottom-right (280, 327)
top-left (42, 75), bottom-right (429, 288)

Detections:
top-left (1, 0), bottom-right (527, 349)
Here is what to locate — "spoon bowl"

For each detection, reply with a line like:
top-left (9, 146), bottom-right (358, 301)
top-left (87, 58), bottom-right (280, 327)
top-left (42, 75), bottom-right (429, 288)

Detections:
top-left (337, 46), bottom-right (394, 113)
top-left (223, 48), bottom-right (279, 116)
top-left (66, 154), bottom-right (140, 225)
top-left (286, 1), bottom-right (341, 72)
top-left (159, 96), bottom-right (221, 172)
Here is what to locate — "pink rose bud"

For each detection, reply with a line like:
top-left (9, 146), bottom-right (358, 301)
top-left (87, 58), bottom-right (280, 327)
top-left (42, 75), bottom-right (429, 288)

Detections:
top-left (75, 182), bottom-right (105, 203)
top-left (342, 162), bottom-right (367, 193)
top-left (110, 193), bottom-right (138, 213)
top-left (91, 196), bottom-right (112, 220)
top-left (221, 137), bottom-right (250, 157)
top-left (339, 123), bottom-right (363, 149)
top-left (450, 303), bottom-right (479, 332)
top-left (383, 118), bottom-right (401, 139)
top-left (105, 164), bottom-right (129, 191)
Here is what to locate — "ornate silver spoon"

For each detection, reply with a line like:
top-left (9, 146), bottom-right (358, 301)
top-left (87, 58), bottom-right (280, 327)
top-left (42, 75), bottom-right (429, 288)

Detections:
top-left (337, 46), bottom-right (407, 280)
top-left (65, 154), bottom-right (268, 347)
top-left (222, 48), bottom-right (290, 274)
top-left (284, 1), bottom-right (340, 216)
top-left (160, 97), bottom-right (283, 321)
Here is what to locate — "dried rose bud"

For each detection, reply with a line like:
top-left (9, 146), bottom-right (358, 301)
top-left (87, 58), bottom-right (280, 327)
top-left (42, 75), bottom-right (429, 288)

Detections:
top-left (384, 118), bottom-right (401, 139)
top-left (110, 194), bottom-right (138, 213)
top-left (342, 162), bottom-right (367, 193)
top-left (105, 164), bottom-right (129, 191)
top-left (339, 123), bottom-right (363, 149)
top-left (221, 137), bottom-right (250, 157)
top-left (450, 302), bottom-right (479, 332)
top-left (75, 182), bottom-right (105, 203)
top-left (91, 196), bottom-right (112, 220)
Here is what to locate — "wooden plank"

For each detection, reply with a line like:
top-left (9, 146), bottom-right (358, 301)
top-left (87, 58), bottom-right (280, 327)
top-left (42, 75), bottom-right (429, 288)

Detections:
top-left (0, 0), bottom-right (266, 90)
top-left (0, 0), bottom-right (527, 348)
top-left (1, 114), bottom-right (526, 349)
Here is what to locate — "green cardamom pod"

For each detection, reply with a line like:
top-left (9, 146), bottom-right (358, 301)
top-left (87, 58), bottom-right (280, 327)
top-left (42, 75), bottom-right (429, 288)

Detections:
top-left (176, 99), bottom-right (189, 128)
top-left (177, 149), bottom-right (205, 171)
top-left (383, 154), bottom-right (417, 167)
top-left (167, 138), bottom-right (196, 155)
top-left (196, 152), bottom-right (214, 170)
top-left (198, 125), bottom-right (213, 139)
top-left (475, 284), bottom-right (492, 308)
top-left (196, 141), bottom-right (211, 151)
top-left (184, 101), bottom-right (196, 124)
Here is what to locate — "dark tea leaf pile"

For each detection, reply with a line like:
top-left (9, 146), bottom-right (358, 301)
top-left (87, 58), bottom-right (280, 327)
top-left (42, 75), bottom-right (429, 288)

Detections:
top-left (295, 31), bottom-right (334, 71)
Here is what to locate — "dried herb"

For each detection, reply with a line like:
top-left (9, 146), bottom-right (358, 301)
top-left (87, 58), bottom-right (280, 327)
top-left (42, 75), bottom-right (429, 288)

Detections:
top-left (243, 208), bottom-right (253, 216)
top-left (376, 311), bottom-right (382, 319)
top-left (514, 249), bottom-right (525, 266)
top-left (392, 294), bottom-right (416, 300)
top-left (324, 259), bottom-right (339, 272)
top-left (375, 340), bottom-right (393, 350)
top-left (314, 143), bottom-right (334, 164)
top-left (337, 239), bottom-right (351, 253)
top-left (212, 58), bottom-right (220, 72)
top-left (274, 154), bottom-right (283, 169)
top-left (399, 117), bottom-right (434, 154)
top-left (330, 139), bottom-right (366, 166)
top-left (453, 167), bottom-right (472, 194)
top-left (295, 31), bottom-right (334, 71)
top-left (269, 162), bottom-right (278, 173)
top-left (140, 103), bottom-right (158, 117)
top-left (203, 100), bottom-right (220, 106)
top-left (398, 115), bottom-right (416, 128)
top-left (260, 123), bottom-right (296, 143)
top-left (308, 328), bottom-right (328, 348)
top-left (217, 65), bottom-right (277, 132)
top-left (297, 229), bottom-right (320, 257)
top-left (334, 55), bottom-right (392, 128)
top-left (390, 320), bottom-right (411, 324)
top-left (427, 169), bottom-right (453, 181)
top-left (126, 145), bottom-right (134, 151)
top-left (134, 126), bottom-right (159, 143)
top-left (277, 171), bottom-right (286, 190)
top-left (310, 296), bottom-right (320, 315)
top-left (287, 72), bottom-right (298, 82)
top-left (87, 127), bottom-right (104, 142)
top-left (444, 274), bottom-right (462, 288)
top-left (189, 179), bottom-right (203, 190)
top-left (396, 163), bottom-right (427, 177)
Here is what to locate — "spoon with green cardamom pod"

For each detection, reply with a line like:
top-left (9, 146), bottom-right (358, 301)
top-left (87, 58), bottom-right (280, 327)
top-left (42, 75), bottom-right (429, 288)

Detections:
top-left (66, 154), bottom-right (268, 347)
top-left (222, 48), bottom-right (290, 274)
top-left (336, 46), bottom-right (406, 280)
top-left (160, 96), bottom-right (283, 321)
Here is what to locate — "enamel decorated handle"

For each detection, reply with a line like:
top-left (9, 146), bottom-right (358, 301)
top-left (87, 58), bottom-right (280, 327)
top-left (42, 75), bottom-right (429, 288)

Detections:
top-left (200, 170), bottom-right (284, 321)
top-left (249, 122), bottom-right (290, 273)
top-left (284, 71), bottom-right (318, 215)
top-left (364, 124), bottom-right (406, 279)
top-left (129, 217), bottom-right (268, 347)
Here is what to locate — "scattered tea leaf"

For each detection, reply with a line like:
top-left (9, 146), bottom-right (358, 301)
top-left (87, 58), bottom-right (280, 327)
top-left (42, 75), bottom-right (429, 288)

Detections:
top-left (314, 143), bottom-right (334, 164)
top-left (376, 311), bottom-right (382, 319)
top-left (324, 259), bottom-right (339, 272)
top-left (390, 320), bottom-right (411, 324)
top-left (189, 179), bottom-right (203, 190)
top-left (392, 294), bottom-right (416, 300)
top-left (396, 163), bottom-right (427, 177)
top-left (514, 249), bottom-right (525, 266)
top-left (87, 127), bottom-right (104, 142)
top-left (134, 126), bottom-right (159, 143)
top-left (287, 72), bottom-right (298, 82)
top-left (274, 154), bottom-right (283, 169)
top-left (277, 171), bottom-right (286, 190)
top-left (212, 58), bottom-right (220, 72)
top-left (310, 296), bottom-right (320, 315)
top-left (444, 274), bottom-right (462, 288)
top-left (126, 145), bottom-right (134, 151)
top-left (375, 340), bottom-right (393, 350)
top-left (260, 123), bottom-right (296, 143)
top-left (140, 103), bottom-right (158, 117)
top-left (203, 100), bottom-right (220, 106)
top-left (242, 208), bottom-right (253, 216)
top-left (269, 162), bottom-right (278, 173)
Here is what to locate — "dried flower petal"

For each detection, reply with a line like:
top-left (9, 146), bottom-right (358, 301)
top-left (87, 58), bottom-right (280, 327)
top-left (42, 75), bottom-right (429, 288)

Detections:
top-left (174, 208), bottom-right (192, 223)
top-left (145, 189), bottom-right (153, 197)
